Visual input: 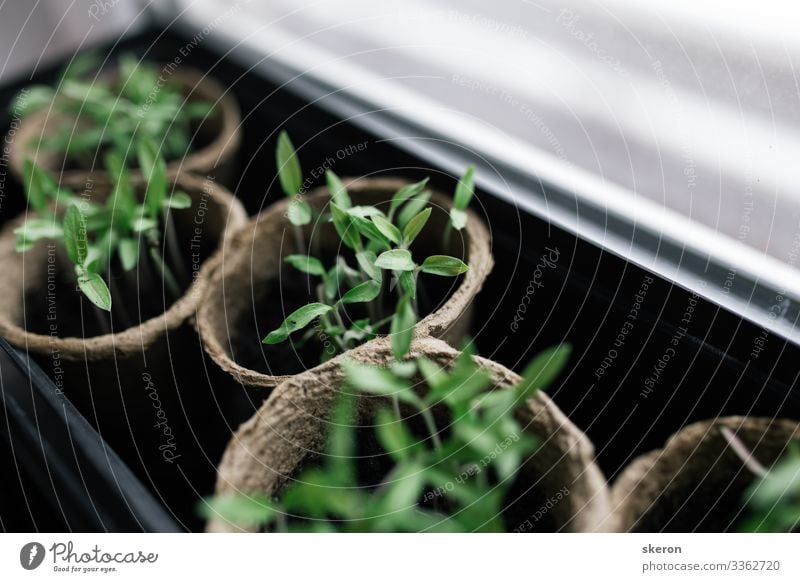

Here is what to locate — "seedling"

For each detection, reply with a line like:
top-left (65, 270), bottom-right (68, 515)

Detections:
top-left (201, 343), bottom-right (572, 532)
top-left (721, 427), bottom-right (800, 532)
top-left (15, 139), bottom-right (192, 321)
top-left (14, 53), bottom-right (212, 168)
top-left (264, 132), bottom-right (473, 362)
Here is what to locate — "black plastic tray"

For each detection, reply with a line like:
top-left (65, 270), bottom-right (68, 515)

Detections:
top-left (1, 26), bottom-right (798, 531)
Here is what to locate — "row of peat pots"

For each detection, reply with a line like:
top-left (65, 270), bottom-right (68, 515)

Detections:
top-left (1, 57), bottom-right (797, 533)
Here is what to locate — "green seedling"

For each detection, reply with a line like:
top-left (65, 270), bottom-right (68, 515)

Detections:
top-left (14, 53), bottom-right (213, 167)
top-left (15, 140), bottom-right (191, 316)
top-left (264, 132), bottom-right (473, 362)
top-left (201, 343), bottom-right (572, 532)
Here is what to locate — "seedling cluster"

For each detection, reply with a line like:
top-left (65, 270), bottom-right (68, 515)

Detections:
top-left (17, 53), bottom-right (212, 167)
top-left (203, 343), bottom-right (572, 532)
top-left (15, 139), bottom-right (192, 316)
top-left (263, 131), bottom-right (475, 361)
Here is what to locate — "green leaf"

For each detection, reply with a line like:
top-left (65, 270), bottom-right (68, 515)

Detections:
top-left (63, 204), bottom-right (88, 266)
top-left (137, 138), bottom-right (167, 218)
top-left (375, 408), bottom-right (418, 461)
top-left (163, 191), bottom-right (192, 209)
top-left (262, 303), bottom-right (332, 344)
top-left (118, 237), bottom-right (139, 271)
top-left (454, 164), bottom-right (475, 209)
top-left (420, 255), bottom-right (469, 276)
top-left (343, 360), bottom-right (415, 402)
top-left (517, 344), bottom-right (572, 400)
top-left (396, 191), bottom-right (431, 229)
top-left (351, 216), bottom-right (390, 249)
top-left (449, 207), bottom-right (468, 230)
top-left (14, 218), bottom-right (62, 244)
top-left (389, 178), bottom-right (429, 215)
top-left (330, 203), bottom-right (361, 250)
top-left (77, 270), bottom-right (112, 311)
top-left (276, 131), bottom-right (302, 197)
top-left (22, 160), bottom-right (55, 214)
top-left (200, 494), bottom-right (277, 528)
top-left (391, 294), bottom-right (417, 360)
top-left (375, 249), bottom-right (415, 271)
top-left (326, 170), bottom-right (351, 209)
top-left (131, 216), bottom-right (158, 233)
top-left (370, 214), bottom-right (401, 244)
top-left (284, 254), bottom-right (325, 276)
top-left (390, 360), bottom-right (418, 378)
top-left (402, 207), bottom-right (431, 244)
top-left (347, 206), bottom-right (384, 218)
top-left (356, 250), bottom-right (381, 282)
top-left (287, 198), bottom-right (312, 226)
top-left (12, 85), bottom-right (54, 116)
top-left (339, 280), bottom-right (381, 305)
top-left (398, 271), bottom-right (417, 298)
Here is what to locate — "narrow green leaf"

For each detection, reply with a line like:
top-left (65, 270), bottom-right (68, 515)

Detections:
top-left (389, 178), bottom-right (429, 215)
top-left (163, 191), bottom-right (192, 209)
top-left (517, 344), bottom-right (572, 400)
top-left (371, 214), bottom-right (401, 244)
top-left (343, 360), bottom-right (412, 400)
top-left (375, 408), bottom-right (417, 461)
top-left (420, 255), bottom-right (469, 277)
top-left (398, 271), bottom-right (417, 298)
top-left (77, 270), bottom-right (112, 311)
top-left (339, 280), bottom-right (381, 305)
top-left (326, 170), bottom-right (351, 209)
top-left (63, 204), bottom-right (88, 266)
top-left (118, 237), bottom-right (139, 271)
top-left (284, 254), bottom-right (325, 276)
top-left (137, 138), bottom-right (167, 218)
top-left (356, 250), bottom-right (381, 281)
top-left (287, 198), bottom-right (312, 225)
top-left (263, 302), bottom-right (332, 344)
top-left (375, 249), bottom-right (415, 271)
top-left (396, 191), bottom-right (431, 229)
top-left (454, 164), bottom-right (475, 209)
top-left (347, 206), bottom-right (384, 218)
top-left (351, 216), bottom-right (390, 249)
top-left (131, 216), bottom-right (158, 233)
top-left (449, 207), bottom-right (468, 230)
top-left (402, 207), bottom-right (431, 244)
top-left (330, 203), bottom-right (361, 249)
top-left (390, 294), bottom-right (417, 360)
top-left (22, 160), bottom-right (45, 213)
top-left (276, 131), bottom-right (302, 197)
